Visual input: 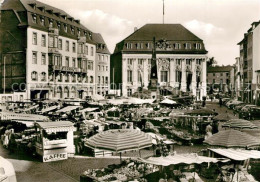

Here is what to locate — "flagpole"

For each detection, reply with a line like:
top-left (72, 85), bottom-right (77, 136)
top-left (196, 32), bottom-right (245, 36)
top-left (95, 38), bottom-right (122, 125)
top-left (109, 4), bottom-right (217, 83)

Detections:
top-left (163, 0), bottom-right (165, 24)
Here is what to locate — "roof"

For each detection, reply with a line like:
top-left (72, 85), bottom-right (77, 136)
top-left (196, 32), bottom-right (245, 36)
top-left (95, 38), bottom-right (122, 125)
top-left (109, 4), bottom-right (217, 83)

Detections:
top-left (113, 24), bottom-right (207, 54)
top-left (92, 33), bottom-right (111, 54)
top-left (209, 148), bottom-right (260, 161)
top-left (35, 121), bottom-right (74, 132)
top-left (126, 24), bottom-right (202, 41)
top-left (207, 66), bottom-right (233, 73)
top-left (56, 106), bottom-right (80, 113)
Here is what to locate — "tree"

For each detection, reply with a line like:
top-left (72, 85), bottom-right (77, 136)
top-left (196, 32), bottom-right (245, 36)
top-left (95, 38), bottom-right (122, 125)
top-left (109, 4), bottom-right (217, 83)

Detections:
top-left (207, 57), bottom-right (217, 67)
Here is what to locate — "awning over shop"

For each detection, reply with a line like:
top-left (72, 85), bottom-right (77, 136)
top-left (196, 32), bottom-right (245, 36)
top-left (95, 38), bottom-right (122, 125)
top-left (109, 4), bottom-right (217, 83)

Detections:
top-left (79, 108), bottom-right (99, 112)
top-left (35, 121), bottom-right (75, 132)
top-left (39, 106), bottom-right (59, 113)
top-left (138, 153), bottom-right (225, 166)
top-left (56, 106), bottom-right (80, 113)
top-left (209, 148), bottom-right (260, 161)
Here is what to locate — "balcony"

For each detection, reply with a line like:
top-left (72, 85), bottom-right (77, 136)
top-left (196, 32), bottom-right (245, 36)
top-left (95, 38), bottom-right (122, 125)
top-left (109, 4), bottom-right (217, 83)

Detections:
top-left (50, 65), bottom-right (81, 73)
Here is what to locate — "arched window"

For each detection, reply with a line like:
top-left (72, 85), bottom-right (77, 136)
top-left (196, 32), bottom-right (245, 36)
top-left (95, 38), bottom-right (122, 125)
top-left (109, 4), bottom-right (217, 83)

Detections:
top-left (31, 71), bottom-right (38, 81)
top-left (71, 86), bottom-right (76, 98)
top-left (72, 74), bottom-right (76, 82)
top-left (41, 72), bottom-right (46, 81)
top-left (64, 87), bottom-right (69, 98)
top-left (56, 86), bottom-right (62, 98)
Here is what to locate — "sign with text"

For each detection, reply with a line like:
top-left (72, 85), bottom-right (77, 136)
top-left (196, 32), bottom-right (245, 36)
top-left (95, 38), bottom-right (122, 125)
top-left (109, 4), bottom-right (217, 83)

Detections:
top-left (43, 153), bottom-right (68, 162)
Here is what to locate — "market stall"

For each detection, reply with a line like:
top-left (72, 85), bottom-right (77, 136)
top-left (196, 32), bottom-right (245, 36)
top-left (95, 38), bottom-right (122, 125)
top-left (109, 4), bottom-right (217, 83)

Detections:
top-left (34, 121), bottom-right (76, 162)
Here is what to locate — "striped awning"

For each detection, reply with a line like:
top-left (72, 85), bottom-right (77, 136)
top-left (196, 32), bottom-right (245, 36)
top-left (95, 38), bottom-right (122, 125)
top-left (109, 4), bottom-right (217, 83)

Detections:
top-left (209, 148), bottom-right (260, 161)
top-left (222, 119), bottom-right (258, 129)
top-left (204, 130), bottom-right (260, 148)
top-left (138, 153), bottom-right (222, 166)
top-left (85, 129), bottom-right (153, 152)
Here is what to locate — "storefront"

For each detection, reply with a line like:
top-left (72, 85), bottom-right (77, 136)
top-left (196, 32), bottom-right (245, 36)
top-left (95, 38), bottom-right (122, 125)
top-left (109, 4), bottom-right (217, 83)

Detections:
top-left (34, 121), bottom-right (75, 162)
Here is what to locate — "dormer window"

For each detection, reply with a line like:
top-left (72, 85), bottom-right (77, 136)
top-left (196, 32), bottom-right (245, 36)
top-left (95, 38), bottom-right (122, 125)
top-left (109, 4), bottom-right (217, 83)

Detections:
top-left (57, 22), bottom-right (61, 30)
top-left (54, 12), bottom-right (60, 17)
top-left (61, 15), bottom-right (67, 20)
top-left (89, 33), bottom-right (92, 39)
top-left (46, 9), bottom-right (53, 14)
top-left (102, 45), bottom-right (106, 49)
top-left (136, 43), bottom-right (143, 49)
top-left (32, 14), bottom-right (37, 23)
top-left (40, 16), bottom-right (45, 26)
top-left (77, 29), bottom-right (81, 36)
top-left (64, 24), bottom-right (67, 32)
top-left (29, 3), bottom-right (36, 9)
top-left (126, 43), bottom-right (132, 49)
top-left (49, 19), bottom-right (53, 28)
top-left (184, 43), bottom-right (191, 49)
top-left (38, 6), bottom-right (45, 12)
top-left (147, 43), bottom-right (150, 49)
top-left (174, 43), bottom-right (181, 49)
top-left (195, 43), bottom-right (202, 49)
top-left (71, 27), bottom-right (75, 34)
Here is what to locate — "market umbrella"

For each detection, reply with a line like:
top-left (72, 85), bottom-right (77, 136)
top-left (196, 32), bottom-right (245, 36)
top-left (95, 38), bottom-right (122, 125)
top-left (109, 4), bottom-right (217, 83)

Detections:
top-left (222, 119), bottom-right (258, 129)
top-left (213, 113), bottom-right (234, 122)
top-left (85, 129), bottom-right (153, 153)
top-left (204, 130), bottom-right (260, 148)
top-left (186, 108), bottom-right (217, 116)
top-left (160, 98), bottom-right (177, 105)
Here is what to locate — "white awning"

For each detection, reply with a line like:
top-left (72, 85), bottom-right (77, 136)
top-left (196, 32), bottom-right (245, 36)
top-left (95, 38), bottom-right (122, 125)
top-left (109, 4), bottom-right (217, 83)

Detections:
top-left (56, 106), bottom-right (80, 113)
top-left (79, 107), bottom-right (99, 112)
top-left (209, 148), bottom-right (260, 161)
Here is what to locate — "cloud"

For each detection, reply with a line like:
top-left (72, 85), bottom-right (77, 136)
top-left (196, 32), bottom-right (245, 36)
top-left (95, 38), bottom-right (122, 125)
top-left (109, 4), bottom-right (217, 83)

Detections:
top-left (74, 9), bottom-right (134, 53)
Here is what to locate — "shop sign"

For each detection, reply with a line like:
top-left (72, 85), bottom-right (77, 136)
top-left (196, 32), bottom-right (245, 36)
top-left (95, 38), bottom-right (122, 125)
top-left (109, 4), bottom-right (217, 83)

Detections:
top-left (43, 153), bottom-right (67, 162)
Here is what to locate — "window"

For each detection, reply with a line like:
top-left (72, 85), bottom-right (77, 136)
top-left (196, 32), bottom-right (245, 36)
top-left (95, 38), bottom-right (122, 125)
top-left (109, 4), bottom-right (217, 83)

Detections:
top-left (220, 73), bottom-right (223, 76)
top-left (58, 73), bottom-right (63, 82)
top-left (98, 76), bottom-right (101, 84)
top-left (90, 76), bottom-right (93, 83)
top-left (127, 89), bottom-right (132, 96)
top-left (136, 43), bottom-right (143, 49)
top-left (31, 71), bottom-right (38, 81)
top-left (57, 23), bottom-right (61, 30)
top-left (64, 24), bottom-right (67, 32)
top-left (40, 16), bottom-right (45, 26)
top-left (127, 59), bottom-right (133, 65)
top-left (102, 66), bottom-right (105, 71)
top-left (102, 76), bottom-right (105, 84)
top-left (127, 70), bottom-right (132, 82)
top-left (72, 74), bottom-right (76, 82)
top-left (106, 66), bottom-right (108, 71)
top-left (138, 59), bottom-right (143, 65)
top-left (175, 71), bottom-right (181, 82)
top-left (186, 59), bottom-right (191, 65)
top-left (147, 43), bottom-right (150, 49)
top-left (195, 43), bottom-right (201, 49)
top-left (58, 39), bottom-right (62, 50)
top-left (213, 73), bottom-right (215, 76)
top-left (49, 20), bottom-right (53, 28)
top-left (72, 58), bottom-right (76, 67)
top-left (32, 52), bottom-right (37, 64)
top-left (41, 53), bottom-right (46, 65)
top-left (213, 79), bottom-right (215, 83)
top-left (161, 71), bottom-right (168, 82)
top-left (226, 73), bottom-right (229, 76)
top-left (196, 59), bottom-right (201, 65)
top-left (174, 43), bottom-right (181, 49)
top-left (32, 14), bottom-right (37, 23)
top-left (85, 76), bottom-right (88, 83)
top-left (90, 47), bottom-right (94, 56)
top-left (185, 43), bottom-right (191, 49)
top-left (88, 61), bottom-right (93, 70)
top-left (176, 59), bottom-right (181, 65)
top-left (126, 43), bottom-right (132, 49)
top-left (102, 55), bottom-right (104, 61)
top-left (72, 42), bottom-right (76, 53)
top-left (138, 71), bottom-right (142, 83)
top-left (98, 65), bottom-right (100, 71)
top-left (66, 41), bottom-right (69, 51)
top-left (78, 59), bottom-right (82, 69)
top-left (41, 35), bottom-right (46, 47)
top-left (32, 32), bottom-right (37, 45)
top-left (41, 72), bottom-right (46, 81)
top-left (85, 45), bottom-right (88, 55)
top-left (65, 57), bottom-right (69, 67)
top-left (105, 77), bottom-right (108, 84)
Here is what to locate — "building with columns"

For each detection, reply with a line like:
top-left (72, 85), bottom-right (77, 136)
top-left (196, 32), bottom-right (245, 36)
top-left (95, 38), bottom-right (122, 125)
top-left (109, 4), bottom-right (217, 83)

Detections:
top-left (0, 0), bottom-right (101, 101)
top-left (111, 24), bottom-right (208, 100)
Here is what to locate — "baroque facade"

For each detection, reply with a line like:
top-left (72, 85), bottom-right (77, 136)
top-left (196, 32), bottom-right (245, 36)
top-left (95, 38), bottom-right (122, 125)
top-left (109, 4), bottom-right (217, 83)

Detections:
top-left (0, 0), bottom-right (109, 101)
top-left (111, 24), bottom-right (208, 100)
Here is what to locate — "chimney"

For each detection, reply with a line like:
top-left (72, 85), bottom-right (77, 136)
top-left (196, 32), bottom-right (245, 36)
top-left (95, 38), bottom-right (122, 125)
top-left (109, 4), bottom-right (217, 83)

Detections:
top-left (134, 27), bottom-right (138, 32)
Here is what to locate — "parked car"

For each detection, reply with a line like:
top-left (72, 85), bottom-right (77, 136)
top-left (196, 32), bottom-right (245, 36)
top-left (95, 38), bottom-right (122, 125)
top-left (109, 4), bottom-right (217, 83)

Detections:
top-left (233, 103), bottom-right (247, 112)
top-left (226, 100), bottom-right (243, 109)
top-left (240, 104), bottom-right (256, 112)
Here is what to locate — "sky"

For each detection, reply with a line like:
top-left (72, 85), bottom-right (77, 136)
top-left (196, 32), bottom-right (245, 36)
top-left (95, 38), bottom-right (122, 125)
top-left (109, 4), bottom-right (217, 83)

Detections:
top-left (3, 0), bottom-right (260, 65)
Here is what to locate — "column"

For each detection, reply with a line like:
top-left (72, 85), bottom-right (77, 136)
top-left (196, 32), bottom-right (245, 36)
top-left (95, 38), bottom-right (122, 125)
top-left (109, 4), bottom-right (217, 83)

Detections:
top-left (191, 58), bottom-right (197, 96)
top-left (181, 58), bottom-right (186, 92)
top-left (169, 58), bottom-right (175, 87)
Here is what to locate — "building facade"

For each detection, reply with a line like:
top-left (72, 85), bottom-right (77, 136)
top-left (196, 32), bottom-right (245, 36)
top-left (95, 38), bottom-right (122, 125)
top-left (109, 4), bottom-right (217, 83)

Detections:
top-left (111, 24), bottom-right (208, 100)
top-left (0, 0), bottom-right (103, 101)
top-left (237, 21), bottom-right (260, 105)
top-left (207, 66), bottom-right (234, 95)
top-left (92, 33), bottom-right (110, 96)
top-left (234, 57), bottom-right (242, 100)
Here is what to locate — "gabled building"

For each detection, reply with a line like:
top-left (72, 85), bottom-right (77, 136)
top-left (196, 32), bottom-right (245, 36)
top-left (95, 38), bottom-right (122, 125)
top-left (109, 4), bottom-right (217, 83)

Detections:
top-left (92, 33), bottom-right (110, 96)
top-left (0, 0), bottom-right (99, 101)
top-left (237, 20), bottom-right (260, 105)
top-left (111, 24), bottom-right (208, 100)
